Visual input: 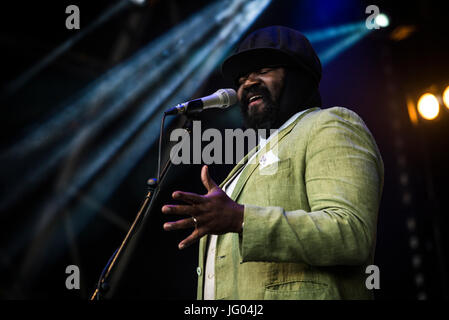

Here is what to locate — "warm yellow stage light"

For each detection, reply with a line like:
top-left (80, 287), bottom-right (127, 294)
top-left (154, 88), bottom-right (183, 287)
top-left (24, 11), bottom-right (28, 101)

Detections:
top-left (443, 86), bottom-right (449, 109)
top-left (417, 93), bottom-right (440, 120)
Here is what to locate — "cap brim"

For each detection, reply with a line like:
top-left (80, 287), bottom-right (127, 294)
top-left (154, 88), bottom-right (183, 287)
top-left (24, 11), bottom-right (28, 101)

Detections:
top-left (222, 48), bottom-right (299, 84)
top-left (224, 47), bottom-right (324, 86)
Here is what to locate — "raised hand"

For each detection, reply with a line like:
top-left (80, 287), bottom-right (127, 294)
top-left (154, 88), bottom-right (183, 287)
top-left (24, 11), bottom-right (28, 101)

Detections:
top-left (162, 165), bottom-right (244, 250)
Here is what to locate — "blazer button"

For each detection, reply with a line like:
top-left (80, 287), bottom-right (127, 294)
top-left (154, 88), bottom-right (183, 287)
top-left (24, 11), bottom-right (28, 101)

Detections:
top-left (196, 267), bottom-right (202, 276)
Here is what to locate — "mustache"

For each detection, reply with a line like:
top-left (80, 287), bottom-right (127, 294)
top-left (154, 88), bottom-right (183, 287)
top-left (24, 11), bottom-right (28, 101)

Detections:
top-left (241, 85), bottom-right (272, 107)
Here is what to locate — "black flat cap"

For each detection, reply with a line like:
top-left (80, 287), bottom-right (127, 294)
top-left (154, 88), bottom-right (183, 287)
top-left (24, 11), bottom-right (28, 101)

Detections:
top-left (222, 26), bottom-right (322, 85)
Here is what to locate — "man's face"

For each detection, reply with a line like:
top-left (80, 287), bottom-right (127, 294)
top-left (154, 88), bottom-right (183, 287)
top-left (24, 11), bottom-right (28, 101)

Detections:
top-left (237, 67), bottom-right (286, 130)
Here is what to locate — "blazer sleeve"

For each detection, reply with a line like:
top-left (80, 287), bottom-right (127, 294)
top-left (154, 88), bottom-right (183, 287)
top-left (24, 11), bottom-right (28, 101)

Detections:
top-left (240, 107), bottom-right (384, 266)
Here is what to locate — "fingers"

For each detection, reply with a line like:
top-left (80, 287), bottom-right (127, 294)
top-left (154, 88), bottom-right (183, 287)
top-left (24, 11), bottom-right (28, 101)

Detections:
top-left (162, 204), bottom-right (196, 216)
top-left (172, 191), bottom-right (205, 204)
top-left (178, 228), bottom-right (203, 250)
top-left (163, 217), bottom-right (195, 231)
top-left (163, 187), bottom-right (207, 215)
top-left (163, 218), bottom-right (204, 250)
top-left (201, 165), bottom-right (218, 192)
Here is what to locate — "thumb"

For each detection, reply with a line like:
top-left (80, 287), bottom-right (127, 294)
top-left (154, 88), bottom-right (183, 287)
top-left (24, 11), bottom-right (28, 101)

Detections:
top-left (201, 165), bottom-right (218, 192)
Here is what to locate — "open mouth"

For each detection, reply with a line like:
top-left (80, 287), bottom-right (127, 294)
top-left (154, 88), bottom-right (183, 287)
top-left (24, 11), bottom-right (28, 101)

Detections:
top-left (248, 95), bottom-right (263, 107)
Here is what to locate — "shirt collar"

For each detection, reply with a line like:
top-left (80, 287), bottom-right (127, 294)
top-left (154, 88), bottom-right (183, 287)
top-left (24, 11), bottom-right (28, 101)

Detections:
top-left (258, 109), bottom-right (308, 149)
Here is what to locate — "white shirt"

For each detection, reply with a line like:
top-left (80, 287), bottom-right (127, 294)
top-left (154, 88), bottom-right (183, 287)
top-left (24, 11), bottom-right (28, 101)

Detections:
top-left (203, 109), bottom-right (308, 300)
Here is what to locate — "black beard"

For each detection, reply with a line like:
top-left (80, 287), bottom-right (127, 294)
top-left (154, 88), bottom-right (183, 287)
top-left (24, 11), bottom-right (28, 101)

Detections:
top-left (240, 85), bottom-right (279, 130)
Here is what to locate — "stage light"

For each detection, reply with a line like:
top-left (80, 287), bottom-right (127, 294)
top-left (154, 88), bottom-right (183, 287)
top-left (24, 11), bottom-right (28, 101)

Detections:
top-left (406, 97), bottom-right (419, 126)
top-left (375, 13), bottom-right (389, 28)
top-left (129, 0), bottom-right (146, 5)
top-left (390, 25), bottom-right (416, 41)
top-left (443, 86), bottom-right (449, 109)
top-left (417, 93), bottom-right (440, 120)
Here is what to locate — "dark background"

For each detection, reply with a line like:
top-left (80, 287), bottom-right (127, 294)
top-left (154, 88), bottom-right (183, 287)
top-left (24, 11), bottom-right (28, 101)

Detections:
top-left (0, 0), bottom-right (448, 300)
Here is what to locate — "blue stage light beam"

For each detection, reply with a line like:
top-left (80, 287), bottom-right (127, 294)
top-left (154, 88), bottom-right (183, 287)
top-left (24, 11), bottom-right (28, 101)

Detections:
top-left (0, 0), bottom-right (235, 212)
top-left (65, 0), bottom-right (272, 232)
top-left (12, 0), bottom-right (272, 287)
top-left (316, 25), bottom-right (371, 66)
top-left (304, 21), bottom-right (366, 43)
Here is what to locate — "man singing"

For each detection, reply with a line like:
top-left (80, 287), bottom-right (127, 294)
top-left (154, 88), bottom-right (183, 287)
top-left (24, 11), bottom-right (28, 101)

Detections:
top-left (162, 26), bottom-right (384, 300)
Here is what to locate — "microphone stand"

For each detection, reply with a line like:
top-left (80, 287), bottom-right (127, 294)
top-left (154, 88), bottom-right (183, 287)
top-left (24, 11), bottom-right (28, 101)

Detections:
top-left (90, 114), bottom-right (196, 300)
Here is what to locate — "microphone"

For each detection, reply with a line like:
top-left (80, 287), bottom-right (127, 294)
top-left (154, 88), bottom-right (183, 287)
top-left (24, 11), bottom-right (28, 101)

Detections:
top-left (164, 88), bottom-right (237, 115)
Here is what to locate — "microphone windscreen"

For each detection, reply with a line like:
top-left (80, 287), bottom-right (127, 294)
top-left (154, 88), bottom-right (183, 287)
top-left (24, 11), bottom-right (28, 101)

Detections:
top-left (216, 88), bottom-right (238, 108)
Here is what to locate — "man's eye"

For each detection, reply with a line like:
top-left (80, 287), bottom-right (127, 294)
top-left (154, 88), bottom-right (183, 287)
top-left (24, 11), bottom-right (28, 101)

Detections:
top-left (259, 69), bottom-right (272, 74)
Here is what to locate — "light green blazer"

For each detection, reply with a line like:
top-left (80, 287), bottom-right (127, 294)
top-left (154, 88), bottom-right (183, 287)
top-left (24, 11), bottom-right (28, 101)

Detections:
top-left (197, 107), bottom-right (384, 300)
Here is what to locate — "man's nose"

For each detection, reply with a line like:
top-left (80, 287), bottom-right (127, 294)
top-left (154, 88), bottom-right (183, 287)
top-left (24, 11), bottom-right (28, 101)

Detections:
top-left (241, 72), bottom-right (261, 89)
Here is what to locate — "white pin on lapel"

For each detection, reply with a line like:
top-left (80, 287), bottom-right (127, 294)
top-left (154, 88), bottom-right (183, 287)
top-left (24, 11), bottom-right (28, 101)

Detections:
top-left (259, 150), bottom-right (280, 174)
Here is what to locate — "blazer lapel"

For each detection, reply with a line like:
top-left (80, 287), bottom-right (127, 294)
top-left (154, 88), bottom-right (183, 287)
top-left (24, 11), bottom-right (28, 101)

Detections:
top-left (229, 107), bottom-right (318, 201)
top-left (219, 145), bottom-right (258, 189)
